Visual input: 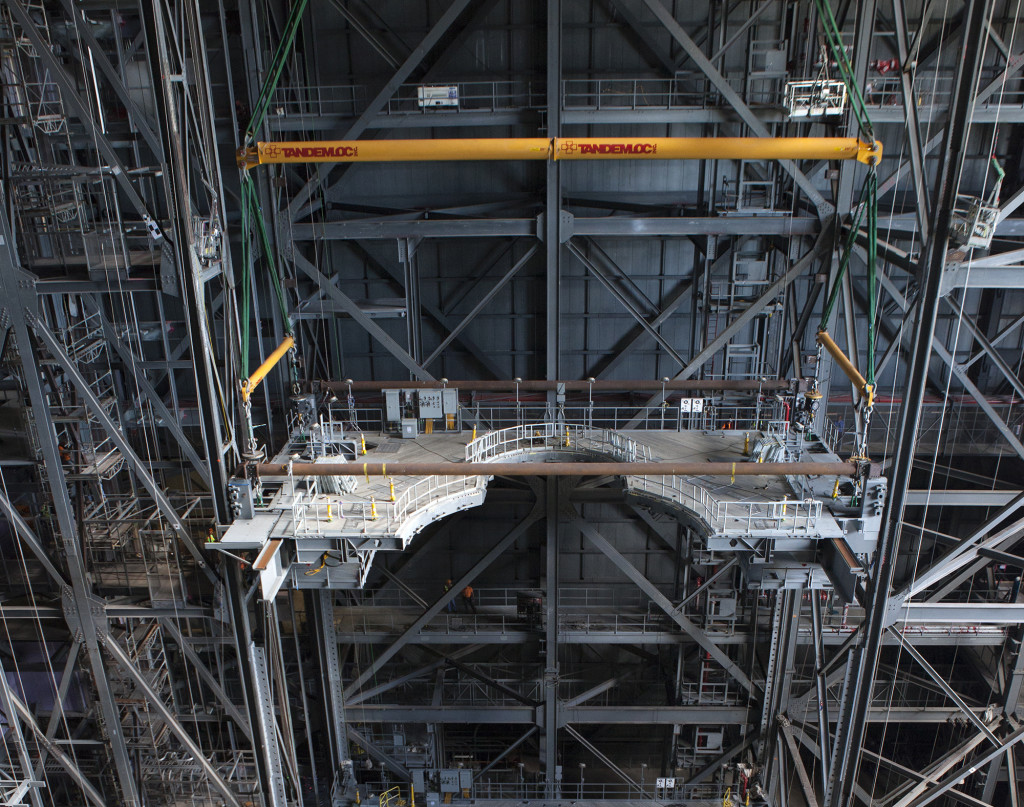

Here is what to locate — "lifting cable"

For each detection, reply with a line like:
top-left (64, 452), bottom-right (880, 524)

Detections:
top-left (238, 0), bottom-right (308, 463)
top-left (244, 0), bottom-right (309, 147)
top-left (811, 0), bottom-right (881, 455)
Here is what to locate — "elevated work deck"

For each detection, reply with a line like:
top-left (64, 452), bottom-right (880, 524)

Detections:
top-left (217, 423), bottom-right (861, 597)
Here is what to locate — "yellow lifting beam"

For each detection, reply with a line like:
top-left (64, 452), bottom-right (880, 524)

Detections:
top-left (241, 335), bottom-right (294, 402)
top-left (238, 137), bottom-right (881, 169)
top-left (816, 329), bottom-right (874, 408)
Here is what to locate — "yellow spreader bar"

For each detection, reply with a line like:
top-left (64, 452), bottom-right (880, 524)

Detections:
top-left (238, 137), bottom-right (881, 169)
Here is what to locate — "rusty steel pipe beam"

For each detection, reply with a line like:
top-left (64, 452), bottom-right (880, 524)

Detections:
top-left (256, 461), bottom-right (860, 477)
top-left (319, 378), bottom-right (792, 392)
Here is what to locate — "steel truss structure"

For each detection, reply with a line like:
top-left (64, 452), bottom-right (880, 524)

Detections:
top-left (2, 2), bottom-right (1024, 807)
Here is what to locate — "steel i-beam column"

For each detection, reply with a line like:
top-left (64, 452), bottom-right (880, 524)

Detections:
top-left (545, 0), bottom-right (562, 400)
top-left (0, 210), bottom-right (140, 807)
top-left (317, 590), bottom-right (352, 774)
top-left (141, 5), bottom-right (270, 801)
top-left (542, 476), bottom-right (561, 795)
top-left (828, 3), bottom-right (994, 805)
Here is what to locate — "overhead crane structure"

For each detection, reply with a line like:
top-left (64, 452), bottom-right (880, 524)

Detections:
top-left (238, 135), bottom-right (883, 168)
top-left (4, 3), bottom-right (1024, 807)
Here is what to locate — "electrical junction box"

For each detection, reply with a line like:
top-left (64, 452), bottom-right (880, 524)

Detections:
top-left (442, 389), bottom-right (458, 415)
top-left (227, 479), bottom-right (255, 519)
top-left (384, 390), bottom-right (401, 422)
top-left (417, 389), bottom-right (444, 418)
top-left (401, 418), bottom-right (418, 439)
top-left (458, 770), bottom-right (472, 791)
top-left (418, 85), bottom-right (458, 107)
top-left (438, 770), bottom-right (460, 793)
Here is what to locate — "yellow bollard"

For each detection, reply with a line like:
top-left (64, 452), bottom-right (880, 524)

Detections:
top-left (360, 434), bottom-right (367, 455)
top-left (370, 496), bottom-right (377, 520)
top-left (743, 432), bottom-right (750, 455)
top-left (472, 425), bottom-right (477, 441)
top-left (783, 494), bottom-right (789, 516)
top-left (327, 503), bottom-right (333, 522)
top-left (389, 479), bottom-right (396, 503)
top-left (564, 426), bottom-right (570, 447)
top-left (832, 479), bottom-right (840, 499)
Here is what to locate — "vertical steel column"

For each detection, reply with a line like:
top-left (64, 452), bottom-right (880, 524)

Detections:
top-left (0, 655), bottom-right (44, 807)
top-left (0, 210), bottom-right (140, 807)
top-left (545, 0), bottom-right (562, 393)
top-left (828, 4), bottom-right (993, 805)
top-left (249, 643), bottom-right (289, 807)
top-left (810, 596), bottom-right (831, 796)
top-left (542, 476), bottom-right (561, 794)
top-left (140, 6), bottom-right (270, 802)
top-left (141, 0), bottom-right (231, 517)
top-left (317, 590), bottom-right (351, 769)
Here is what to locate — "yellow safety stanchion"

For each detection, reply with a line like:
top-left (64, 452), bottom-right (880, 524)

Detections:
top-left (389, 479), bottom-right (396, 503)
top-left (832, 479), bottom-right (841, 499)
top-left (783, 494), bottom-right (789, 516)
top-left (565, 426), bottom-right (570, 447)
top-left (743, 432), bottom-right (750, 455)
top-left (472, 425), bottom-right (477, 441)
top-left (370, 496), bottom-right (377, 521)
top-left (327, 503), bottom-right (333, 522)
top-left (360, 434), bottom-right (367, 455)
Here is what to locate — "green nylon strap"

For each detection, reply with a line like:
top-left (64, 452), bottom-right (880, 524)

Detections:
top-left (245, 0), bottom-right (309, 144)
top-left (240, 176), bottom-right (253, 379)
top-left (812, 0), bottom-right (874, 140)
top-left (819, 178), bottom-right (871, 332)
top-left (865, 168), bottom-right (878, 386)
top-left (250, 192), bottom-right (293, 337)
top-left (239, 174), bottom-right (293, 384)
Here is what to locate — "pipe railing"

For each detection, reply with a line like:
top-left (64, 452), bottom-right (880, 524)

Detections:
top-left (291, 475), bottom-right (486, 538)
top-left (464, 423), bottom-right (652, 464)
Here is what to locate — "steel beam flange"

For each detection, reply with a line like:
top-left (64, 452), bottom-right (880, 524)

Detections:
top-left (60, 585), bottom-right (82, 642)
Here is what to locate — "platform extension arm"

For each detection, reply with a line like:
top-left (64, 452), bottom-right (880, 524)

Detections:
top-left (241, 335), bottom-right (294, 402)
top-left (816, 329), bottom-right (874, 408)
top-left (237, 137), bottom-right (881, 169)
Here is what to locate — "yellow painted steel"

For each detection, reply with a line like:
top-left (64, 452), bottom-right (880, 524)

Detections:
top-left (241, 335), bottom-right (295, 402)
top-left (816, 329), bottom-right (874, 407)
top-left (238, 137), bottom-right (881, 168)
top-left (553, 137), bottom-right (879, 163)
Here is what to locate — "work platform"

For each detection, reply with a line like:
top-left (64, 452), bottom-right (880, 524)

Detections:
top-left (218, 419), bottom-right (878, 599)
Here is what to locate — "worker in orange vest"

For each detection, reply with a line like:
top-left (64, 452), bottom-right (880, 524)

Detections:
top-left (460, 584), bottom-right (477, 614)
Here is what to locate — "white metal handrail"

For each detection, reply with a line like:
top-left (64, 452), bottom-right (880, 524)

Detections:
top-left (627, 474), bottom-right (820, 534)
top-left (465, 423), bottom-right (652, 464)
top-left (291, 474), bottom-right (486, 537)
